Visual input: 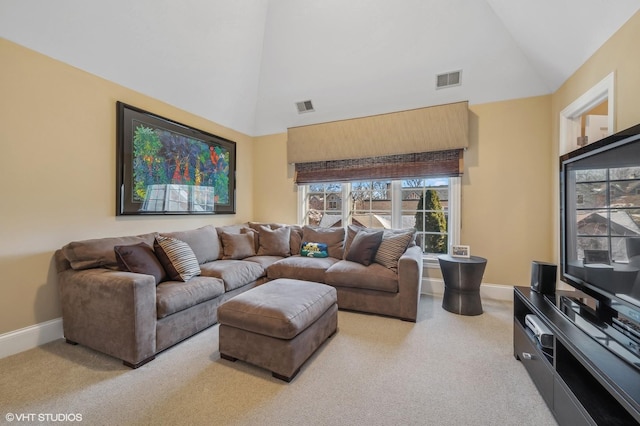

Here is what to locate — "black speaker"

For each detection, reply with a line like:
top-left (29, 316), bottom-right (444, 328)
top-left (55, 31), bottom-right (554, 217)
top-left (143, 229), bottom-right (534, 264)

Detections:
top-left (530, 261), bottom-right (557, 294)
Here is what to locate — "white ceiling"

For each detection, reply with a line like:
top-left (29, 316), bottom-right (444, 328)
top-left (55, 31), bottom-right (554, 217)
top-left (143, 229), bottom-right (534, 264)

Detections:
top-left (1, 0), bottom-right (639, 136)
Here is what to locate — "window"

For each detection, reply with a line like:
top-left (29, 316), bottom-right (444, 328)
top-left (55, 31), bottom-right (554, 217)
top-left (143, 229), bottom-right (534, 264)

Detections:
top-left (299, 177), bottom-right (461, 258)
top-left (350, 180), bottom-right (392, 228)
top-left (305, 183), bottom-right (343, 227)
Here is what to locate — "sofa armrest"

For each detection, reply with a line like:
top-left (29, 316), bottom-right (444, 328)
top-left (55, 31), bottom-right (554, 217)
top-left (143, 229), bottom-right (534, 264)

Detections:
top-left (58, 268), bottom-right (157, 366)
top-left (397, 245), bottom-right (423, 321)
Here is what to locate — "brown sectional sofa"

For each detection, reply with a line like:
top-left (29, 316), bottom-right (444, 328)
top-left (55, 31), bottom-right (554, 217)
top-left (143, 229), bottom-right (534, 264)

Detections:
top-left (55, 223), bottom-right (423, 368)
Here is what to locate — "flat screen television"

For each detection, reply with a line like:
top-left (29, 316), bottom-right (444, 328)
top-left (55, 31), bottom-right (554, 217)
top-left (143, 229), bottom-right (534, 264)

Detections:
top-left (560, 122), bottom-right (640, 329)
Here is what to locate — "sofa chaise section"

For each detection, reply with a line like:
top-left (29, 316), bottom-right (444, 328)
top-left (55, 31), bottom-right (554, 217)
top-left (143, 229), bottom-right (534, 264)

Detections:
top-left (326, 245), bottom-right (423, 321)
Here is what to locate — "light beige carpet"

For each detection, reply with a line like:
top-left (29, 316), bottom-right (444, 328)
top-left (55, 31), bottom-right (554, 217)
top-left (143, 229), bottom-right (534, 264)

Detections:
top-left (0, 294), bottom-right (557, 425)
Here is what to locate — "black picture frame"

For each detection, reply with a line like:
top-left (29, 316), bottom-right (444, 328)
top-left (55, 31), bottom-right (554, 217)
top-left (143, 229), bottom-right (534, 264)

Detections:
top-left (116, 102), bottom-right (236, 215)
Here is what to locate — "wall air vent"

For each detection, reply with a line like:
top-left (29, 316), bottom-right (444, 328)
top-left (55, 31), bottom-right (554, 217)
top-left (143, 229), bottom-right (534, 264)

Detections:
top-left (295, 100), bottom-right (315, 114)
top-left (436, 70), bottom-right (462, 89)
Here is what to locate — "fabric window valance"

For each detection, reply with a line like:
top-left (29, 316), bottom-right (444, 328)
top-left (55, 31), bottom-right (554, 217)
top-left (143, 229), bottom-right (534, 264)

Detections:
top-left (294, 149), bottom-right (463, 184)
top-left (287, 101), bottom-right (469, 164)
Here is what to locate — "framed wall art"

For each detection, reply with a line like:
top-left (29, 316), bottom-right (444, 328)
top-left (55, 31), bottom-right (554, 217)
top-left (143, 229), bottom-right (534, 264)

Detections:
top-left (116, 102), bottom-right (236, 215)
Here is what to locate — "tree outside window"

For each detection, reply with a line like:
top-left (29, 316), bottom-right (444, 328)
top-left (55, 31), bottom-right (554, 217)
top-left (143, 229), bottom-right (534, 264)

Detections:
top-left (414, 189), bottom-right (448, 254)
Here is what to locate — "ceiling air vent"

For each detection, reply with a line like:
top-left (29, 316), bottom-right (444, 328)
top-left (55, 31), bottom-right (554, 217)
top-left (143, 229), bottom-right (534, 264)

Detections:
top-left (295, 100), bottom-right (315, 114)
top-left (436, 70), bottom-right (462, 89)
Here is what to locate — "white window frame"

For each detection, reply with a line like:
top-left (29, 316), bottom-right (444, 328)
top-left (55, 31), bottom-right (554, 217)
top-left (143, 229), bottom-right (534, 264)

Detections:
top-left (297, 177), bottom-right (461, 264)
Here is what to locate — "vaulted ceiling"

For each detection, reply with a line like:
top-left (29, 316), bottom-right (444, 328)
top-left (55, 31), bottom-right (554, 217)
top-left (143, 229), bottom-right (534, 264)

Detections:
top-left (1, 0), bottom-right (639, 136)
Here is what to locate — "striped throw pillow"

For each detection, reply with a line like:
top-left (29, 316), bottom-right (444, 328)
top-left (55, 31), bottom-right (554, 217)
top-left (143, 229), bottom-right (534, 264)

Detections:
top-left (154, 236), bottom-right (201, 281)
top-left (374, 230), bottom-right (416, 271)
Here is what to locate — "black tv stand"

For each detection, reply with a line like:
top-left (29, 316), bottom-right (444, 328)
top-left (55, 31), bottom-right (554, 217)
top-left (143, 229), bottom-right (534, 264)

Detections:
top-left (514, 286), bottom-right (640, 425)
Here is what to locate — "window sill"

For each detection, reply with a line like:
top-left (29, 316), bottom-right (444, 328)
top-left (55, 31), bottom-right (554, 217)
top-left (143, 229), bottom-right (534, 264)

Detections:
top-left (423, 256), bottom-right (442, 268)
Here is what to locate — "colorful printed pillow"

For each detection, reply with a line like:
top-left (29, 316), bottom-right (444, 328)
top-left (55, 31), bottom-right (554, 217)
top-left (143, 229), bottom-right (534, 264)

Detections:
top-left (301, 226), bottom-right (345, 258)
top-left (300, 242), bottom-right (329, 258)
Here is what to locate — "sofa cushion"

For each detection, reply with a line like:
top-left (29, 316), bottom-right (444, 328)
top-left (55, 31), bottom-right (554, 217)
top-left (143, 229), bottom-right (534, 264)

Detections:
top-left (325, 260), bottom-right (399, 293)
top-left (243, 255), bottom-right (285, 269)
top-left (219, 231), bottom-right (256, 260)
top-left (302, 226), bottom-right (345, 259)
top-left (375, 229), bottom-right (416, 271)
top-left (62, 233), bottom-right (157, 270)
top-left (346, 230), bottom-right (383, 266)
top-left (267, 255), bottom-right (339, 283)
top-left (249, 221), bottom-right (280, 229)
top-left (248, 221), bottom-right (286, 231)
top-left (257, 225), bottom-right (291, 257)
top-left (200, 260), bottom-right (265, 291)
top-left (114, 242), bottom-right (167, 285)
top-left (156, 276), bottom-right (225, 319)
top-left (159, 225), bottom-right (220, 264)
top-left (154, 236), bottom-right (201, 281)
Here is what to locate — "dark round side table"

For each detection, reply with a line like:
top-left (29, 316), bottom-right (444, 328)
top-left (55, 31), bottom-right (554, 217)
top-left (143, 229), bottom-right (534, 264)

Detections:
top-left (437, 254), bottom-right (488, 316)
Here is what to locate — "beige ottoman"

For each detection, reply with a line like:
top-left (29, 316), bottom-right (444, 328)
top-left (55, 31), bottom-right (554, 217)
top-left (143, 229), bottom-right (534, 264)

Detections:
top-left (218, 278), bottom-right (338, 382)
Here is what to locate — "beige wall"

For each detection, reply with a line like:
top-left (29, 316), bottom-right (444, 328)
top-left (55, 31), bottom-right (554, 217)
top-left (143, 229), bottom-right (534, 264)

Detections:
top-left (254, 95), bottom-right (554, 287)
top-left (252, 133), bottom-right (298, 224)
top-left (464, 96), bottom-right (553, 285)
top-left (0, 39), bottom-right (255, 334)
top-left (550, 10), bottom-right (640, 265)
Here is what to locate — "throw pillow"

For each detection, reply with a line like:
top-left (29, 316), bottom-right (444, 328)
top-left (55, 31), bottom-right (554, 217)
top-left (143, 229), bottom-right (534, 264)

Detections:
top-left (346, 230), bottom-right (384, 266)
top-left (241, 227), bottom-right (260, 253)
top-left (289, 225), bottom-right (303, 255)
top-left (154, 236), bottom-right (201, 281)
top-left (114, 242), bottom-right (167, 285)
top-left (374, 229), bottom-right (417, 271)
top-left (300, 242), bottom-right (329, 258)
top-left (215, 223), bottom-right (250, 259)
top-left (257, 225), bottom-right (291, 257)
top-left (343, 225), bottom-right (381, 258)
top-left (220, 231), bottom-right (256, 260)
top-left (301, 226), bottom-right (345, 258)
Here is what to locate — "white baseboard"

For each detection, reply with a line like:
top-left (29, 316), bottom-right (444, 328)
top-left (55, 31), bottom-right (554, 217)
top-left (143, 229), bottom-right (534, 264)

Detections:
top-left (0, 318), bottom-right (63, 360)
top-left (422, 278), bottom-right (513, 302)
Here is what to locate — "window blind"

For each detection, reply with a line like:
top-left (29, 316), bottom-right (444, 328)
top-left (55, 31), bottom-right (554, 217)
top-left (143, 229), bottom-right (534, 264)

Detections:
top-left (294, 149), bottom-right (463, 184)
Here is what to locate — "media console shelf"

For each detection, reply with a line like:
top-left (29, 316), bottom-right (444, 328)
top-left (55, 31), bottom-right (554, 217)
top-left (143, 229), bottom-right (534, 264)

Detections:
top-left (514, 286), bottom-right (640, 425)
